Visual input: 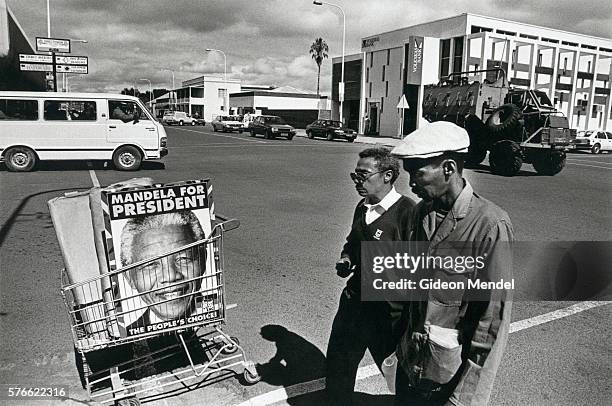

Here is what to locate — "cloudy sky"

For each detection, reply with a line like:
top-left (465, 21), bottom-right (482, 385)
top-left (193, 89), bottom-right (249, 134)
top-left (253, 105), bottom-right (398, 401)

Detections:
top-left (8, 0), bottom-right (612, 94)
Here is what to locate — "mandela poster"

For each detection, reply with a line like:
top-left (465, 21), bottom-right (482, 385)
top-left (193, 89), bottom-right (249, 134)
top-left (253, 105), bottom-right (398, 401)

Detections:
top-left (101, 180), bottom-right (222, 338)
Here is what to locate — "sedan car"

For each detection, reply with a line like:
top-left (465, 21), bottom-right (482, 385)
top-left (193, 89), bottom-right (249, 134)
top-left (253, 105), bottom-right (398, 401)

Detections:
top-left (571, 130), bottom-right (612, 154)
top-left (248, 115), bottom-right (295, 140)
top-left (305, 119), bottom-right (356, 142)
top-left (211, 115), bottom-right (243, 133)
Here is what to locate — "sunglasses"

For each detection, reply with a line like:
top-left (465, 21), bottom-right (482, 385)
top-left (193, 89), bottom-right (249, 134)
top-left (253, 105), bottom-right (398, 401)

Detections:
top-left (350, 170), bottom-right (385, 183)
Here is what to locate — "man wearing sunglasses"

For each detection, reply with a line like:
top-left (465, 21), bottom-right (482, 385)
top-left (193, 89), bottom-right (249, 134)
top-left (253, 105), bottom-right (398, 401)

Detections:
top-left (326, 147), bottom-right (415, 405)
top-left (390, 121), bottom-right (514, 406)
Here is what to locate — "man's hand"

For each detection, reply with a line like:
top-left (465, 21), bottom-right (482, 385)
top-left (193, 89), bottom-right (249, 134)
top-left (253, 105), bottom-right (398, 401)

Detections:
top-left (335, 257), bottom-right (352, 278)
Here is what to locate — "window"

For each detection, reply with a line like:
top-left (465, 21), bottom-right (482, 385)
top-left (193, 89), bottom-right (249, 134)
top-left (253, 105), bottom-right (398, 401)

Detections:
top-left (0, 99), bottom-right (38, 120)
top-left (453, 37), bottom-right (464, 73)
top-left (440, 39), bottom-right (451, 77)
top-left (385, 81), bottom-right (389, 97)
top-left (218, 88), bottom-right (227, 98)
top-left (381, 97), bottom-right (384, 113)
top-left (369, 82), bottom-right (372, 97)
top-left (370, 52), bottom-right (373, 68)
top-left (596, 132), bottom-right (606, 139)
top-left (44, 100), bottom-right (98, 121)
top-left (108, 100), bottom-right (149, 122)
top-left (366, 68), bottom-right (369, 82)
top-left (387, 49), bottom-right (390, 65)
top-left (382, 65), bottom-right (386, 81)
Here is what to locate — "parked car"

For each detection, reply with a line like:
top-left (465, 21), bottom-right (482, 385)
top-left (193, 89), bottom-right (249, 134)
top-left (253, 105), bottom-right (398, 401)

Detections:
top-left (306, 119), bottom-right (356, 142)
top-left (248, 115), bottom-right (295, 140)
top-left (211, 115), bottom-right (243, 133)
top-left (571, 130), bottom-right (612, 154)
top-left (162, 111), bottom-right (196, 126)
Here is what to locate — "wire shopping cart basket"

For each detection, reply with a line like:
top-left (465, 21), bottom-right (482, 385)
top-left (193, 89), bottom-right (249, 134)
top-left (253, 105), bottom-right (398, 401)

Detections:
top-left (60, 216), bottom-right (260, 404)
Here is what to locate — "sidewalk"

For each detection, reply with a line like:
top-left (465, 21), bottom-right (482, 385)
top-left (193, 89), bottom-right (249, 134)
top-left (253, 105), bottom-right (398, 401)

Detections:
top-left (294, 129), bottom-right (402, 148)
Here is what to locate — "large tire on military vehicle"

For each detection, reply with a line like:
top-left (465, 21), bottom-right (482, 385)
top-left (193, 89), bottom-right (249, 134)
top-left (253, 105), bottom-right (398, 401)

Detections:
top-left (532, 150), bottom-right (566, 176)
top-left (464, 114), bottom-right (488, 165)
top-left (489, 140), bottom-right (523, 176)
top-left (486, 104), bottom-right (520, 137)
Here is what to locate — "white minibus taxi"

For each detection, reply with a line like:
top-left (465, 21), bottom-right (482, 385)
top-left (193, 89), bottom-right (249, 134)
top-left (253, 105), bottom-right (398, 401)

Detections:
top-left (0, 92), bottom-right (168, 171)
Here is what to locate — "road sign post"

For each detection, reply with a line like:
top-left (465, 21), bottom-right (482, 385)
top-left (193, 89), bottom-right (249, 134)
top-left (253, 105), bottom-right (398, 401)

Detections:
top-left (396, 95), bottom-right (410, 138)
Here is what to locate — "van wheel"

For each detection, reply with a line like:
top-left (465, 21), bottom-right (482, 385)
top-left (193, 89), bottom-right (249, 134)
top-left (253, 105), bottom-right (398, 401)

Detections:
top-left (113, 146), bottom-right (142, 171)
top-left (191, 121), bottom-right (196, 126)
top-left (179, 120), bottom-right (184, 126)
top-left (5, 146), bottom-right (37, 172)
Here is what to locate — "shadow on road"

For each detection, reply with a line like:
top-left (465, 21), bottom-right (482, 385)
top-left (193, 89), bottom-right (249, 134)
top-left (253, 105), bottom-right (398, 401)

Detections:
top-left (256, 324), bottom-right (393, 406)
top-left (0, 160), bottom-right (165, 172)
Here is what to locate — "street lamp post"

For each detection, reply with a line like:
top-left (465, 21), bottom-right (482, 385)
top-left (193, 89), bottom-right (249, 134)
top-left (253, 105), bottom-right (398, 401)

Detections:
top-left (206, 48), bottom-right (227, 113)
top-left (139, 78), bottom-right (152, 111)
top-left (313, 0), bottom-right (345, 125)
top-left (162, 69), bottom-right (176, 110)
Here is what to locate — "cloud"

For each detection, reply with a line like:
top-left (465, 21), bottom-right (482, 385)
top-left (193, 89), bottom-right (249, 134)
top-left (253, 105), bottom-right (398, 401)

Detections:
top-left (6, 0), bottom-right (611, 94)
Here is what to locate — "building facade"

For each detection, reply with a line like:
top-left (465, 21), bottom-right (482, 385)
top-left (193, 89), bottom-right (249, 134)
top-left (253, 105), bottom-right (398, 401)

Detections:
top-left (0, 0), bottom-right (45, 91)
top-left (332, 13), bottom-right (612, 137)
top-left (230, 86), bottom-right (327, 128)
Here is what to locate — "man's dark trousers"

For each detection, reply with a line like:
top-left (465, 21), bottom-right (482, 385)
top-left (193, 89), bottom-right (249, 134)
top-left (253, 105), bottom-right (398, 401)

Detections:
top-left (326, 287), bottom-right (396, 405)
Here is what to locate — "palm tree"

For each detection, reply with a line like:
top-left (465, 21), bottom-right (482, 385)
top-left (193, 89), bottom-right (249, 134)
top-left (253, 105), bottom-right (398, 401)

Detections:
top-left (309, 38), bottom-right (329, 96)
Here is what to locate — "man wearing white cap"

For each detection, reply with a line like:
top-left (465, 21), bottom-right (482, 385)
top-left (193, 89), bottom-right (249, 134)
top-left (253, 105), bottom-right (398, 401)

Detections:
top-left (390, 121), bottom-right (514, 405)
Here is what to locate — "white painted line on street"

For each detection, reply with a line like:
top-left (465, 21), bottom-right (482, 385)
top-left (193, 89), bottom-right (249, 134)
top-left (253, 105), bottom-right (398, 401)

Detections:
top-left (235, 301), bottom-right (612, 406)
top-left (169, 143), bottom-right (357, 150)
top-left (567, 158), bottom-right (612, 165)
top-left (567, 162), bottom-right (612, 170)
top-left (509, 301), bottom-right (611, 333)
top-left (173, 127), bottom-right (268, 143)
top-left (87, 163), bottom-right (100, 187)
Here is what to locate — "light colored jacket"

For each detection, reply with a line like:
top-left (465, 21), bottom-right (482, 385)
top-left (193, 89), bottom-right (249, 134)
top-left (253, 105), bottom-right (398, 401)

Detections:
top-left (398, 180), bottom-right (514, 406)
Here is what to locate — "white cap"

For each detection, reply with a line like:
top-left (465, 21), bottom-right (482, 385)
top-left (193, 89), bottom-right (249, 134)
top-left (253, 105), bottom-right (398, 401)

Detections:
top-left (391, 121), bottom-right (470, 159)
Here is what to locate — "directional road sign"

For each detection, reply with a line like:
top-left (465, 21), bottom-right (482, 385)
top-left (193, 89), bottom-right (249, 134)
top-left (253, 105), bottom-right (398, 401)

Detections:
top-left (19, 54), bottom-right (53, 63)
top-left (36, 37), bottom-right (71, 53)
top-left (55, 56), bottom-right (88, 65)
top-left (20, 63), bottom-right (54, 72)
top-left (55, 64), bottom-right (88, 74)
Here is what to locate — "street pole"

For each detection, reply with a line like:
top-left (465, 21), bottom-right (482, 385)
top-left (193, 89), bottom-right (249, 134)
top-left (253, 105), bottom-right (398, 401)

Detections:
top-left (46, 0), bottom-right (50, 37)
top-left (313, 1), bottom-right (345, 125)
top-left (206, 49), bottom-right (227, 113)
top-left (162, 69), bottom-right (175, 110)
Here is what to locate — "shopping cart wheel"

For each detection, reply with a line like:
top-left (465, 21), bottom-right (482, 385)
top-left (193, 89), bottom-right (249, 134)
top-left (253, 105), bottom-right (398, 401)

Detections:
top-left (221, 336), bottom-right (240, 355)
top-left (242, 362), bottom-right (261, 385)
top-left (115, 396), bottom-right (140, 406)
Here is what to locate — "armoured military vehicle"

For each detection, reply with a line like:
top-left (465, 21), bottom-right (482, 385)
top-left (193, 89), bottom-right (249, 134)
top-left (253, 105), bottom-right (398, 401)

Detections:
top-left (421, 68), bottom-right (575, 176)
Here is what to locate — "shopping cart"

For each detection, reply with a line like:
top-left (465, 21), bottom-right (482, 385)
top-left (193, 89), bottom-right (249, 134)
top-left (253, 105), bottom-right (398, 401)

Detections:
top-left (60, 216), bottom-right (260, 404)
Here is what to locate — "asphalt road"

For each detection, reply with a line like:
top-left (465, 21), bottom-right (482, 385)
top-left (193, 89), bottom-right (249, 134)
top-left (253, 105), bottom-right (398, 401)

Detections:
top-left (0, 125), bottom-right (610, 405)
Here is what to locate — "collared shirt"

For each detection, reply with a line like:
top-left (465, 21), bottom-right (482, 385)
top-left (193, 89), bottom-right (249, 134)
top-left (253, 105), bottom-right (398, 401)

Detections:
top-left (364, 187), bottom-right (402, 225)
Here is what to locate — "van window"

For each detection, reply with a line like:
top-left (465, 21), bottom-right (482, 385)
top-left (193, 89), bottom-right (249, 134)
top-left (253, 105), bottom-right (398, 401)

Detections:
top-left (44, 100), bottom-right (97, 121)
top-left (0, 99), bottom-right (38, 120)
top-left (108, 100), bottom-right (149, 122)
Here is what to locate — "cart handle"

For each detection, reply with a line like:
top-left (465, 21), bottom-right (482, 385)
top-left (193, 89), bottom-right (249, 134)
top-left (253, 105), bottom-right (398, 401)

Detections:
top-left (213, 214), bottom-right (240, 233)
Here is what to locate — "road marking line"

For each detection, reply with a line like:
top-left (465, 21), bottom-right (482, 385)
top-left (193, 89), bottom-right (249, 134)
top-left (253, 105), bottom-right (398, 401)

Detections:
top-left (509, 301), bottom-right (610, 333)
top-left (169, 143), bottom-right (357, 150)
top-left (567, 163), bottom-right (612, 170)
top-left (173, 127), bottom-right (267, 143)
top-left (567, 159), bottom-right (612, 165)
top-left (87, 163), bottom-right (100, 187)
top-left (235, 301), bottom-right (612, 406)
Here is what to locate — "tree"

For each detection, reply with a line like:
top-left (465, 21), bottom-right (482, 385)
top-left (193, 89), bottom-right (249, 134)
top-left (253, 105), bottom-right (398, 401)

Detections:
top-left (309, 37), bottom-right (329, 96)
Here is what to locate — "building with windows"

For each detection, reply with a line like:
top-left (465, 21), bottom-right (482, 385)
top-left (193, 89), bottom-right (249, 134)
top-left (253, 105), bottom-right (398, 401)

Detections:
top-left (0, 0), bottom-right (46, 90)
top-left (332, 13), bottom-right (612, 137)
top-left (151, 75), bottom-right (241, 121)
